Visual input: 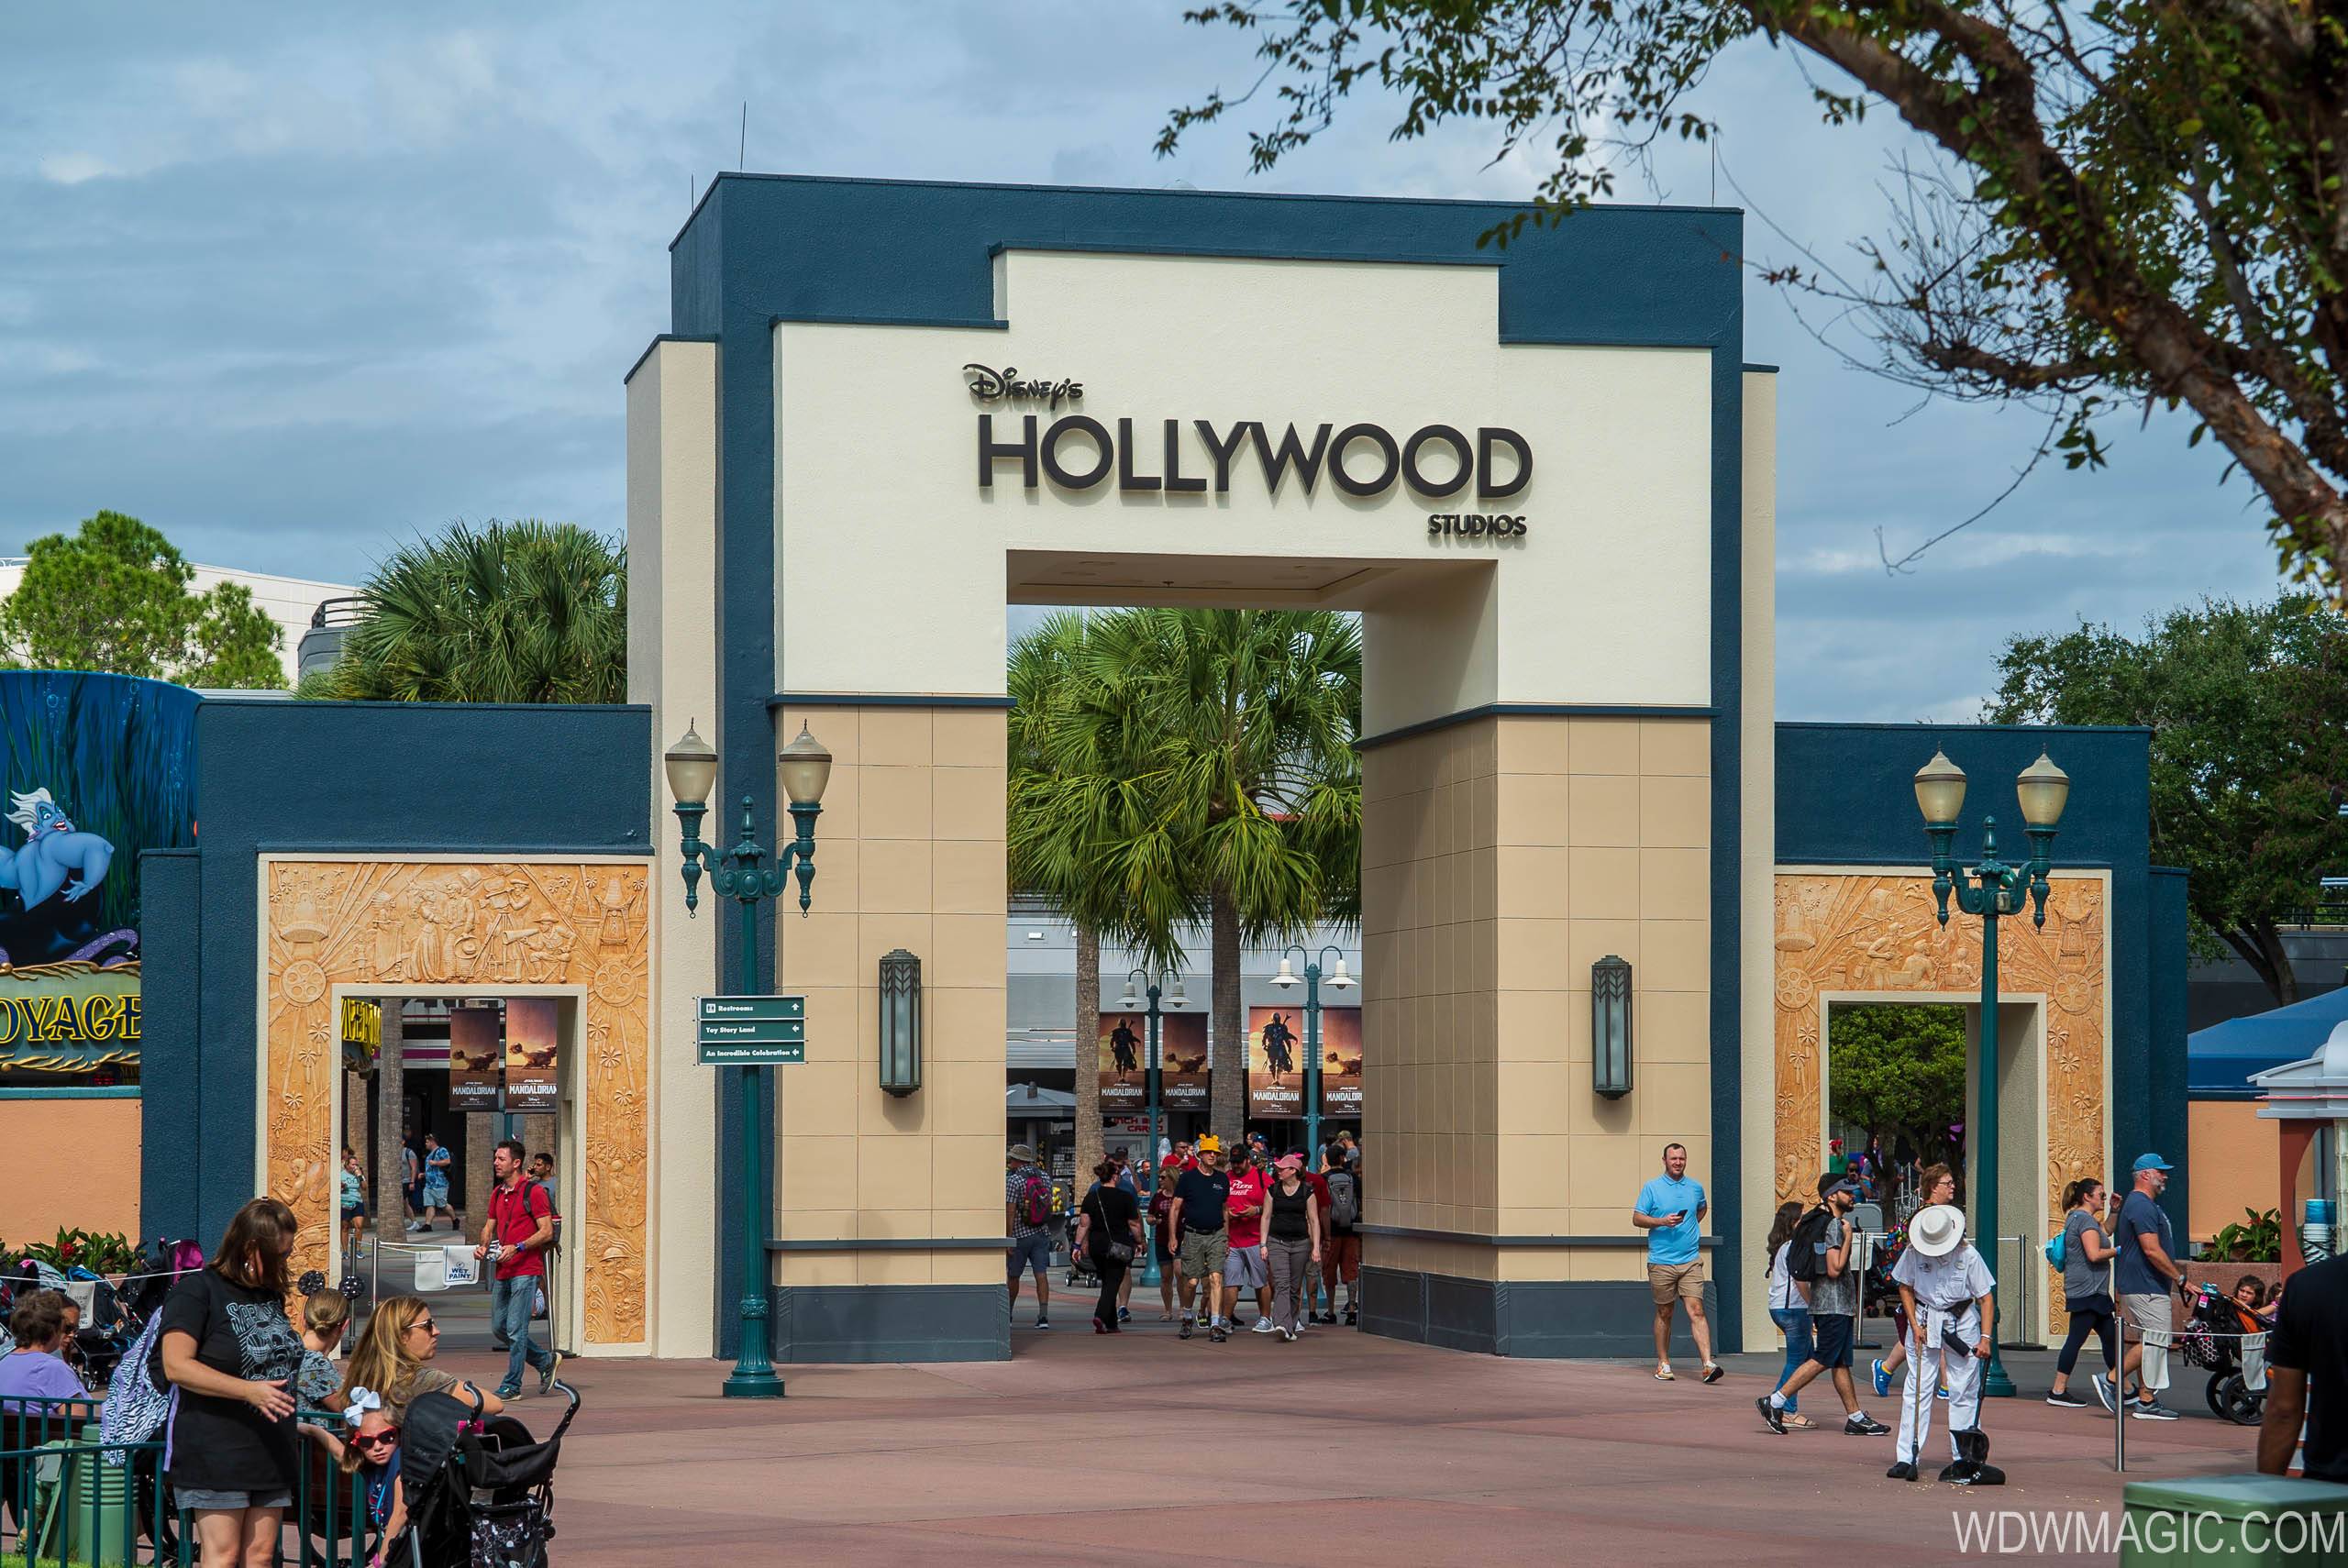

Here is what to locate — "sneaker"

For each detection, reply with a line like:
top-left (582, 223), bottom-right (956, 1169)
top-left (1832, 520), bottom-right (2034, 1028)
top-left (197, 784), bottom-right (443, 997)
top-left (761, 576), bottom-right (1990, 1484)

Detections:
top-left (1344, 1308), bottom-right (1357, 1326)
top-left (1845, 1414), bottom-right (1890, 1437)
top-left (1117, 1307), bottom-right (1131, 1323)
top-left (1280, 1326), bottom-right (1298, 1342)
top-left (405, 1221), bottom-right (427, 1234)
top-left (1936, 1385), bottom-right (1951, 1402)
top-left (2131, 1400), bottom-right (2181, 1421)
top-left (538, 1351), bottom-right (563, 1397)
top-left (1210, 1325), bottom-right (1228, 1343)
top-left (2045, 1390), bottom-right (2088, 1408)
top-left (1253, 1318), bottom-right (1278, 1334)
top-left (1700, 1363), bottom-right (1724, 1385)
top-left (1312, 1311), bottom-right (1337, 1325)
top-left (2090, 1373), bottom-right (2117, 1412)
top-left (1034, 1317), bottom-right (1050, 1331)
top-left (1180, 1319), bottom-right (1194, 1341)
top-left (1870, 1359), bottom-right (1890, 1398)
top-left (1757, 1397), bottom-right (1786, 1434)
top-left (493, 1385), bottom-right (523, 1402)
top-left (1885, 1461), bottom-right (1918, 1481)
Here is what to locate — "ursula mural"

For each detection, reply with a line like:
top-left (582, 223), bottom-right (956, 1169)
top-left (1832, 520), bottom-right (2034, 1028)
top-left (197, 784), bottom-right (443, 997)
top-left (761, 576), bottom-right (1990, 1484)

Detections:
top-left (0, 672), bottom-right (196, 1074)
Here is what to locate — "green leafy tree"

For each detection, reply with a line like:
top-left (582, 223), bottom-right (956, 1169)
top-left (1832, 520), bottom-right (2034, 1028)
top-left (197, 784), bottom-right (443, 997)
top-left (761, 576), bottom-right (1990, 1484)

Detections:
top-left (1986, 594), bottom-right (2348, 1004)
top-left (1828, 1003), bottom-right (1967, 1165)
top-left (1164, 1), bottom-right (2348, 596)
top-left (0, 510), bottom-right (284, 688)
top-left (311, 520), bottom-right (626, 703)
top-left (1009, 608), bottom-right (1362, 1145)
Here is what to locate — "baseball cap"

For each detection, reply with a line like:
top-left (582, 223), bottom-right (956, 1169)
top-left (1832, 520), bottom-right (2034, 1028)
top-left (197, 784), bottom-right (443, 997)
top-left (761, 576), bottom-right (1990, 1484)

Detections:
top-left (2132, 1153), bottom-right (2174, 1173)
top-left (1826, 1178), bottom-right (1863, 1198)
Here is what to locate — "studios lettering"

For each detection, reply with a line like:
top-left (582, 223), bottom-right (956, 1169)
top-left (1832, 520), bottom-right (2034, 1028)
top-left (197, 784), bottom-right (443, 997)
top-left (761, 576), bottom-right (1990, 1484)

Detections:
top-left (965, 370), bottom-right (1534, 536)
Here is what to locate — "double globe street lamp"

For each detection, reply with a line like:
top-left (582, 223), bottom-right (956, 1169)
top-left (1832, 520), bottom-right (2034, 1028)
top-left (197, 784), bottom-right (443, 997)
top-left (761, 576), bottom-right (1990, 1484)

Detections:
top-left (665, 719), bottom-right (833, 1398)
top-left (1113, 966), bottom-right (1184, 1286)
top-left (1911, 746), bottom-right (2071, 1400)
top-left (1269, 944), bottom-right (1356, 1176)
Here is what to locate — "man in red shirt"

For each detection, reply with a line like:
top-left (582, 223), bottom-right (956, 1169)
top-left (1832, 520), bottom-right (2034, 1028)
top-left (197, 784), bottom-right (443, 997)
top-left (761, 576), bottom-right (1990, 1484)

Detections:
top-left (1225, 1146), bottom-right (1272, 1331)
top-left (474, 1137), bottom-right (560, 1399)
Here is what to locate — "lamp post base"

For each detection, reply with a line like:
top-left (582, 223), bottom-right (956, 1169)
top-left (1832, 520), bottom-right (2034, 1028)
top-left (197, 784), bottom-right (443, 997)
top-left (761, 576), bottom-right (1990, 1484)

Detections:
top-left (722, 1367), bottom-right (787, 1399)
top-left (1981, 1350), bottom-right (2017, 1399)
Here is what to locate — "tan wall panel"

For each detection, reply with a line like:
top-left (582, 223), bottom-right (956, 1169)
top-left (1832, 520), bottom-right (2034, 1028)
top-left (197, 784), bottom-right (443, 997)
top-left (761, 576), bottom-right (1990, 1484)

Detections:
top-left (2187, 1100), bottom-right (2280, 1243)
top-left (0, 1099), bottom-right (138, 1237)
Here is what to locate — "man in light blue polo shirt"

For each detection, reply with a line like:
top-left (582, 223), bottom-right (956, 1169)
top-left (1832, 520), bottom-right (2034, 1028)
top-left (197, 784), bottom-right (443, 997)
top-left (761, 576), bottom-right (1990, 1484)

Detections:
top-left (1633, 1142), bottom-right (1718, 1382)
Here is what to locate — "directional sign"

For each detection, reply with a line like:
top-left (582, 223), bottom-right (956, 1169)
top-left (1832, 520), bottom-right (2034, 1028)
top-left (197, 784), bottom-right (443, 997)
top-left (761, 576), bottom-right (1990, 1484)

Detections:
top-left (696, 995), bottom-right (807, 1066)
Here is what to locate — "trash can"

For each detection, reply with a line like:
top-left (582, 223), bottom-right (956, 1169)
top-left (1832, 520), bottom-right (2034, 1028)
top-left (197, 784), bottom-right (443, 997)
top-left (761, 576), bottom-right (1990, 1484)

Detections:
top-left (63, 1421), bottom-right (134, 1568)
top-left (2121, 1474), bottom-right (2348, 1566)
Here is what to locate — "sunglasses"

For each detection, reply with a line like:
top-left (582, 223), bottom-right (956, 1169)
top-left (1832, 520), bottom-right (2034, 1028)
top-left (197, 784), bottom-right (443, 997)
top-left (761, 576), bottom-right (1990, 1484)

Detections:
top-left (352, 1428), bottom-right (401, 1450)
top-left (409, 1319), bottom-right (440, 1335)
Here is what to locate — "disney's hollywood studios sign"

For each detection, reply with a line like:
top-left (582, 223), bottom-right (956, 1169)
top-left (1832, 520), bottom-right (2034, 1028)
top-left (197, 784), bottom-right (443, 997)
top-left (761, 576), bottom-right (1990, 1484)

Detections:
top-left (966, 365), bottom-right (1532, 515)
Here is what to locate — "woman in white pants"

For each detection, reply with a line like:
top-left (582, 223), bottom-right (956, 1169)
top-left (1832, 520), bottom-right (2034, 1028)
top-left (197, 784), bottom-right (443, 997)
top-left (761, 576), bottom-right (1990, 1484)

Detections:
top-left (1887, 1204), bottom-right (1997, 1481)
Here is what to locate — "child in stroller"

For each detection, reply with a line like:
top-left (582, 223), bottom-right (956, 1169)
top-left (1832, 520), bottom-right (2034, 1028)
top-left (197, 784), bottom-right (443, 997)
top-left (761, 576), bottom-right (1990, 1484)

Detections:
top-left (2176, 1275), bottom-right (2270, 1426)
top-left (391, 1379), bottom-right (577, 1568)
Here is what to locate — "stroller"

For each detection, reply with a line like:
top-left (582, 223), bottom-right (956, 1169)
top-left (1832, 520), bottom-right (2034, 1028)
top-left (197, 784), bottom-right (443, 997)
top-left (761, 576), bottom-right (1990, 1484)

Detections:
top-left (395, 1381), bottom-right (578, 1568)
top-left (2177, 1281), bottom-right (2267, 1427)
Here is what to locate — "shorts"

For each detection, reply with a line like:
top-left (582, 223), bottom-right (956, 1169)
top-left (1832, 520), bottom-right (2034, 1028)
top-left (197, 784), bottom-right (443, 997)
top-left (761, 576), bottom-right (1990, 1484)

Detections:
top-left (174, 1488), bottom-right (293, 1512)
top-left (1224, 1243), bottom-right (1268, 1288)
top-left (1323, 1232), bottom-right (1362, 1282)
top-left (422, 1179), bottom-right (449, 1207)
top-left (1810, 1312), bottom-right (1855, 1369)
top-left (341, 1204), bottom-right (365, 1223)
top-left (2121, 1292), bottom-right (2173, 1391)
top-left (1006, 1230), bottom-right (1053, 1279)
top-left (1647, 1260), bottom-right (1703, 1306)
top-left (1178, 1228), bottom-right (1229, 1280)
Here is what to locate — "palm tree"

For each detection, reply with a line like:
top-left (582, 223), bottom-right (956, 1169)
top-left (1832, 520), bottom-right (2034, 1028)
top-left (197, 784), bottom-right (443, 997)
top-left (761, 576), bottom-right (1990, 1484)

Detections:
top-left (307, 520), bottom-right (626, 703)
top-left (1010, 608), bottom-right (1361, 1149)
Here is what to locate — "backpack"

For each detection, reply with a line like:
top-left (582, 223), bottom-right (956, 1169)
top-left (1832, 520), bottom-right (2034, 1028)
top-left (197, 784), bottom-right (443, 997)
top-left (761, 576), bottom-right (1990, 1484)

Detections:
top-left (1015, 1169), bottom-right (1051, 1230)
top-left (2043, 1227), bottom-right (2066, 1270)
top-left (1788, 1207), bottom-right (1835, 1285)
top-left (1326, 1170), bottom-right (1360, 1231)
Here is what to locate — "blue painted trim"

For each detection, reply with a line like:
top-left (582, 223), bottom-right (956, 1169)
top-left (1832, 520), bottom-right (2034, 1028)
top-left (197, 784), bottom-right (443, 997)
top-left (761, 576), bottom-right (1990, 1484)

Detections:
top-left (0, 1086), bottom-right (140, 1099)
top-left (1498, 332), bottom-right (1722, 348)
top-left (770, 693), bottom-right (1015, 711)
top-left (1776, 719), bottom-right (2152, 736)
top-left (770, 1237), bottom-right (1010, 1252)
top-left (626, 334), bottom-right (719, 384)
top-left (772, 313), bottom-right (1004, 331)
top-left (1357, 702), bottom-right (1715, 752)
top-left (1703, 304), bottom-right (1744, 1356)
top-left (1358, 1225), bottom-right (1719, 1249)
top-left (673, 172), bottom-right (1746, 1358)
top-left (1744, 363), bottom-right (1781, 374)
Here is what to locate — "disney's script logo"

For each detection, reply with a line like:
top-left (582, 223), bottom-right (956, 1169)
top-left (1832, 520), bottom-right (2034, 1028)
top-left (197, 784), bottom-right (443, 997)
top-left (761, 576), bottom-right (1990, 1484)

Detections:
top-left (964, 363), bottom-right (1083, 411)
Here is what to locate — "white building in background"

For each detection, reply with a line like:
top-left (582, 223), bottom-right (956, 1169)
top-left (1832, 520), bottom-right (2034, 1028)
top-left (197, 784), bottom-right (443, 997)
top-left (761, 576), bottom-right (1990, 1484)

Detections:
top-left (0, 558), bottom-right (356, 686)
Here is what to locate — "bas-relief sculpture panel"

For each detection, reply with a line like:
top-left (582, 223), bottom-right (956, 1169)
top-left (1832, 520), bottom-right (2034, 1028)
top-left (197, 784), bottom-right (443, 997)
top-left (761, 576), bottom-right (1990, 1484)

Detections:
top-left (1773, 872), bottom-right (2107, 1335)
top-left (263, 859), bottom-right (651, 1344)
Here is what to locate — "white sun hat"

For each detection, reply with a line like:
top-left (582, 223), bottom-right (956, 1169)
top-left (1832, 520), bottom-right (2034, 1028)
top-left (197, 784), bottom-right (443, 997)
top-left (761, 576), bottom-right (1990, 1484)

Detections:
top-left (1907, 1203), bottom-right (1967, 1259)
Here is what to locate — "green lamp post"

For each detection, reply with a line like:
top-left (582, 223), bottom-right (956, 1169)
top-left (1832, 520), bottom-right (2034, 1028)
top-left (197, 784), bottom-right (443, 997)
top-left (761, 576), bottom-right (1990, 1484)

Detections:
top-left (1115, 966), bottom-right (1184, 1287)
top-left (1270, 944), bottom-right (1356, 1176)
top-left (1914, 746), bottom-right (2070, 1400)
top-left (666, 719), bottom-right (832, 1399)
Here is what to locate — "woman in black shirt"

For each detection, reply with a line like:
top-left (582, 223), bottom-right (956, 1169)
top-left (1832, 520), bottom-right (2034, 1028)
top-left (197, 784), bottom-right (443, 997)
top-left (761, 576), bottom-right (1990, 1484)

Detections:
top-left (1073, 1159), bottom-right (1143, 1334)
top-left (160, 1197), bottom-right (305, 1568)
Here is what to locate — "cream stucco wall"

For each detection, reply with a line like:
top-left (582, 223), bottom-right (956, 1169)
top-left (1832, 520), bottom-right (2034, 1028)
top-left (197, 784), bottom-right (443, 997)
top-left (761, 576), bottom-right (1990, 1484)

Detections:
top-left (626, 339), bottom-right (723, 1358)
top-left (1739, 369), bottom-right (1778, 1341)
top-left (771, 249), bottom-right (1712, 723)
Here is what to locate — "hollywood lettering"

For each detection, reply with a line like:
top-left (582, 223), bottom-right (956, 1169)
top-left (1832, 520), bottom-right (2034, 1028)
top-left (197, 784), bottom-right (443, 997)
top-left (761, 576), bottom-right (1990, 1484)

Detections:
top-left (964, 364), bottom-right (1083, 411)
top-left (976, 414), bottom-right (1531, 502)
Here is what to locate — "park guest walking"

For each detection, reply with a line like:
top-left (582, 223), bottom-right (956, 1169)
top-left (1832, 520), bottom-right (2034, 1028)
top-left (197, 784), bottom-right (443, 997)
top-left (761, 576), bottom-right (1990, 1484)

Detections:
top-left (476, 1138), bottom-right (561, 1399)
top-left (2111, 1154), bottom-right (2187, 1420)
top-left (2045, 1176), bottom-right (2119, 1408)
top-left (159, 1198), bottom-right (305, 1568)
top-left (1633, 1143), bottom-right (1718, 1382)
top-left (1262, 1152), bottom-right (1324, 1342)
top-left (1765, 1202), bottom-right (1815, 1429)
top-left (1146, 1168), bottom-right (1180, 1320)
top-left (1073, 1158), bottom-right (1142, 1333)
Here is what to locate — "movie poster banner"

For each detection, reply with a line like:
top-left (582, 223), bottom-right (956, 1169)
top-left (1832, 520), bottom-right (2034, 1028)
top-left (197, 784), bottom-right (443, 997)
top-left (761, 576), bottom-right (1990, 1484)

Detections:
top-left (1319, 1006), bottom-right (1363, 1118)
top-left (448, 1007), bottom-right (502, 1111)
top-left (1246, 1006), bottom-right (1308, 1118)
top-left (504, 997), bottom-right (559, 1111)
top-left (1097, 1010), bottom-right (1148, 1112)
top-left (1157, 1013), bottom-right (1209, 1111)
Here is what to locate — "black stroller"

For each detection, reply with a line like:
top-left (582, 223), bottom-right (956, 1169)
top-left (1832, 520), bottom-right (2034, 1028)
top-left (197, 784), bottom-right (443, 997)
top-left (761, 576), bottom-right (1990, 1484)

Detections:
top-left (2178, 1281), bottom-right (2268, 1427)
top-left (394, 1382), bottom-right (578, 1567)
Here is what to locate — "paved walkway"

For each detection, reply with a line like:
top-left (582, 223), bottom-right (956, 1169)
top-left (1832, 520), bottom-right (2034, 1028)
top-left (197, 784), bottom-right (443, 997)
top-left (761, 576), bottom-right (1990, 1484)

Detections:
top-left (427, 1317), bottom-right (2261, 1566)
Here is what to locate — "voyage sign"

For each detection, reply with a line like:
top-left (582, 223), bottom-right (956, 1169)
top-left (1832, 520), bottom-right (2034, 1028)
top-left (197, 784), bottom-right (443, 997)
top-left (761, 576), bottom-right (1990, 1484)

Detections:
top-left (696, 994), bottom-right (806, 1066)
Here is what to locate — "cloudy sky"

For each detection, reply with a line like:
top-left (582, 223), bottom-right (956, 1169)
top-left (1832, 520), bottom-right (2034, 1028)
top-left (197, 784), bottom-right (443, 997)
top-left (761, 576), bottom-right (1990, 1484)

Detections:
top-left (0, 5), bottom-right (2284, 719)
